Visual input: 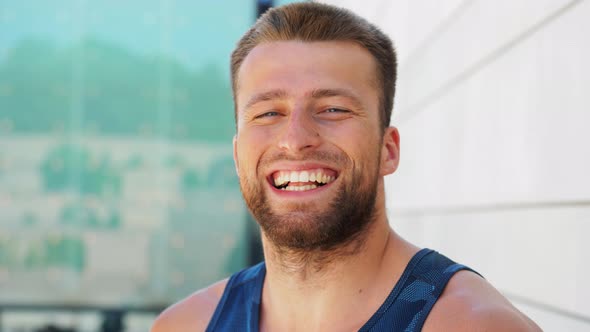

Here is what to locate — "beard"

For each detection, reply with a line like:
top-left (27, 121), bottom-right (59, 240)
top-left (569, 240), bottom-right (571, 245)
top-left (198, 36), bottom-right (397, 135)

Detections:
top-left (238, 150), bottom-right (380, 253)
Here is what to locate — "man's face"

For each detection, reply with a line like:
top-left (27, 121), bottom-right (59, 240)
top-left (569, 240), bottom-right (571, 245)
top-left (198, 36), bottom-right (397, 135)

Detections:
top-left (233, 41), bottom-right (398, 251)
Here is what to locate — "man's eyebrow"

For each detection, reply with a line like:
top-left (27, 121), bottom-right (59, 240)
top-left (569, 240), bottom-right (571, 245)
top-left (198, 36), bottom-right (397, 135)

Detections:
top-left (243, 88), bottom-right (365, 110)
top-left (244, 89), bottom-right (288, 110)
top-left (309, 88), bottom-right (365, 109)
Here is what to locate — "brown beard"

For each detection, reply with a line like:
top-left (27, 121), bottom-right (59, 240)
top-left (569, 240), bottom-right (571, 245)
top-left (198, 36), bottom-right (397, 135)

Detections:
top-left (238, 150), bottom-right (380, 253)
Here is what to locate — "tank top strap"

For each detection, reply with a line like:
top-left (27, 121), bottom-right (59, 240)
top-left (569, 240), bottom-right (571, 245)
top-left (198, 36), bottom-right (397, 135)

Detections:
top-left (360, 248), bottom-right (481, 332)
top-left (404, 249), bottom-right (481, 331)
top-left (205, 262), bottom-right (266, 332)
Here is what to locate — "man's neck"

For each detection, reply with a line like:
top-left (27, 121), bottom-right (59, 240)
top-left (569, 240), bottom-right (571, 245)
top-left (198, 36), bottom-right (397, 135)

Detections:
top-left (259, 216), bottom-right (418, 332)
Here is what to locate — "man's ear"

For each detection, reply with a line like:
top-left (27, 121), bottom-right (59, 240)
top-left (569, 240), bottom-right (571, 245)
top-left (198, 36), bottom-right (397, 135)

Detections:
top-left (233, 135), bottom-right (240, 177)
top-left (380, 126), bottom-right (400, 176)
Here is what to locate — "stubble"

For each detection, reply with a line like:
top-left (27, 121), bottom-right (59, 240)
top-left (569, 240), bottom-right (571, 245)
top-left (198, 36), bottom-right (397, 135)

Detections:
top-left (238, 149), bottom-right (381, 269)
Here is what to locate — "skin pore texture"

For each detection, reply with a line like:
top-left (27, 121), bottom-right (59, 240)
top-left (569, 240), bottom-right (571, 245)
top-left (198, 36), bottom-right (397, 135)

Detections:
top-left (151, 41), bottom-right (541, 332)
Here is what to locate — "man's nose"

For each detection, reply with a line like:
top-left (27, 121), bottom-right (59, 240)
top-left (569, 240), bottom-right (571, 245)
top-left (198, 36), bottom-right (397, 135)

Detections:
top-left (277, 109), bottom-right (321, 153)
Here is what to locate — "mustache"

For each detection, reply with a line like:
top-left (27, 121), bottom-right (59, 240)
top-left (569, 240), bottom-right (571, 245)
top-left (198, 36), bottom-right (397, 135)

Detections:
top-left (259, 150), bottom-right (349, 168)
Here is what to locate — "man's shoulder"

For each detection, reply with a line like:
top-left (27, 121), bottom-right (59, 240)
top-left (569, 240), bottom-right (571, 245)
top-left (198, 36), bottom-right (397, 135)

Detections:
top-left (150, 278), bottom-right (228, 332)
top-left (423, 270), bottom-right (542, 332)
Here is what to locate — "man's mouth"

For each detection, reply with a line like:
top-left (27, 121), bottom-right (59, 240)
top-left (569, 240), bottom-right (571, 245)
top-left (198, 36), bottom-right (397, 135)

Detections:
top-left (270, 168), bottom-right (338, 191)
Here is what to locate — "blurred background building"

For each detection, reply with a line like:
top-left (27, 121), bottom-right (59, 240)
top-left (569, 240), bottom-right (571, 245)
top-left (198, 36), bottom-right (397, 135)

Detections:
top-left (0, 0), bottom-right (587, 331)
top-left (0, 0), bottom-right (294, 330)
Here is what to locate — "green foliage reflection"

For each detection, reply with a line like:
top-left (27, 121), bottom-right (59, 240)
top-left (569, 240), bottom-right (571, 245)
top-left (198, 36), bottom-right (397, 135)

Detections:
top-left (0, 38), bottom-right (235, 141)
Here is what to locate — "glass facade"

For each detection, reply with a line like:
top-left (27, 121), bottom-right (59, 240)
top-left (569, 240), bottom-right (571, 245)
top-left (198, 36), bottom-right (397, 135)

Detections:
top-left (0, 1), bottom-right (297, 329)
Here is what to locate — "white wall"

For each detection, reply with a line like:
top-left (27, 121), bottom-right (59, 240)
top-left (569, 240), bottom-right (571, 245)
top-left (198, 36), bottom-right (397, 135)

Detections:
top-left (322, 1), bottom-right (589, 330)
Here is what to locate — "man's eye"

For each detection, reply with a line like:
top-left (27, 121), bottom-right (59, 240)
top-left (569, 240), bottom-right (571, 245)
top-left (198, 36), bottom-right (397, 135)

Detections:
top-left (323, 108), bottom-right (349, 113)
top-left (255, 111), bottom-right (279, 118)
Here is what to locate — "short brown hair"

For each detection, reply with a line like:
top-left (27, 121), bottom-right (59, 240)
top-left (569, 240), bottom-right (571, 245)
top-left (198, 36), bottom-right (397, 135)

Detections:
top-left (230, 2), bottom-right (397, 131)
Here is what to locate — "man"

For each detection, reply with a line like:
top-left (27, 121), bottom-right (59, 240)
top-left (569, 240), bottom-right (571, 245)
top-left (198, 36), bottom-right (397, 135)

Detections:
top-left (152, 3), bottom-right (541, 331)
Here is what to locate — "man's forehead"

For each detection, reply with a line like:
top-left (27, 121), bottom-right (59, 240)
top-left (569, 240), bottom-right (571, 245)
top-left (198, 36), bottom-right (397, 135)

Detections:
top-left (246, 39), bottom-right (366, 56)
top-left (239, 40), bottom-right (373, 71)
top-left (235, 40), bottom-right (379, 106)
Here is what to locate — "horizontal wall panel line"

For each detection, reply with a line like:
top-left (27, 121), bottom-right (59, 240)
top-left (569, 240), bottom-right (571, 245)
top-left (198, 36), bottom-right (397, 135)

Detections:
top-left (400, 0), bottom-right (474, 69)
top-left (505, 291), bottom-right (590, 324)
top-left (395, 0), bottom-right (583, 124)
top-left (393, 200), bottom-right (590, 217)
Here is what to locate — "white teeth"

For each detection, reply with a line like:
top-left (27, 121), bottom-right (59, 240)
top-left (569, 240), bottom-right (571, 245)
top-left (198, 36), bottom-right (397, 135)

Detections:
top-left (273, 169), bottom-right (336, 187)
top-left (300, 171), bottom-right (309, 182)
top-left (283, 184), bottom-right (318, 191)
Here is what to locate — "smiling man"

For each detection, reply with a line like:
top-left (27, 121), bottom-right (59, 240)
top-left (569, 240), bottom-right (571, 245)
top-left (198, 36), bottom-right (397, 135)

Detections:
top-left (152, 3), bottom-right (541, 331)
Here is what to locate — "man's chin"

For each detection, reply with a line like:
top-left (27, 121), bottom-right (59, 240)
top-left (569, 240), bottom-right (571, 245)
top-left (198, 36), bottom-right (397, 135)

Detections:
top-left (266, 199), bottom-right (322, 214)
top-left (258, 207), bottom-right (353, 251)
top-left (261, 209), bottom-right (317, 227)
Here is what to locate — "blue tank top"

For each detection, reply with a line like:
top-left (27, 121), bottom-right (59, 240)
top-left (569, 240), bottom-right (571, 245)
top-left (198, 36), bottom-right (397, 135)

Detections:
top-left (206, 248), bottom-right (479, 331)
